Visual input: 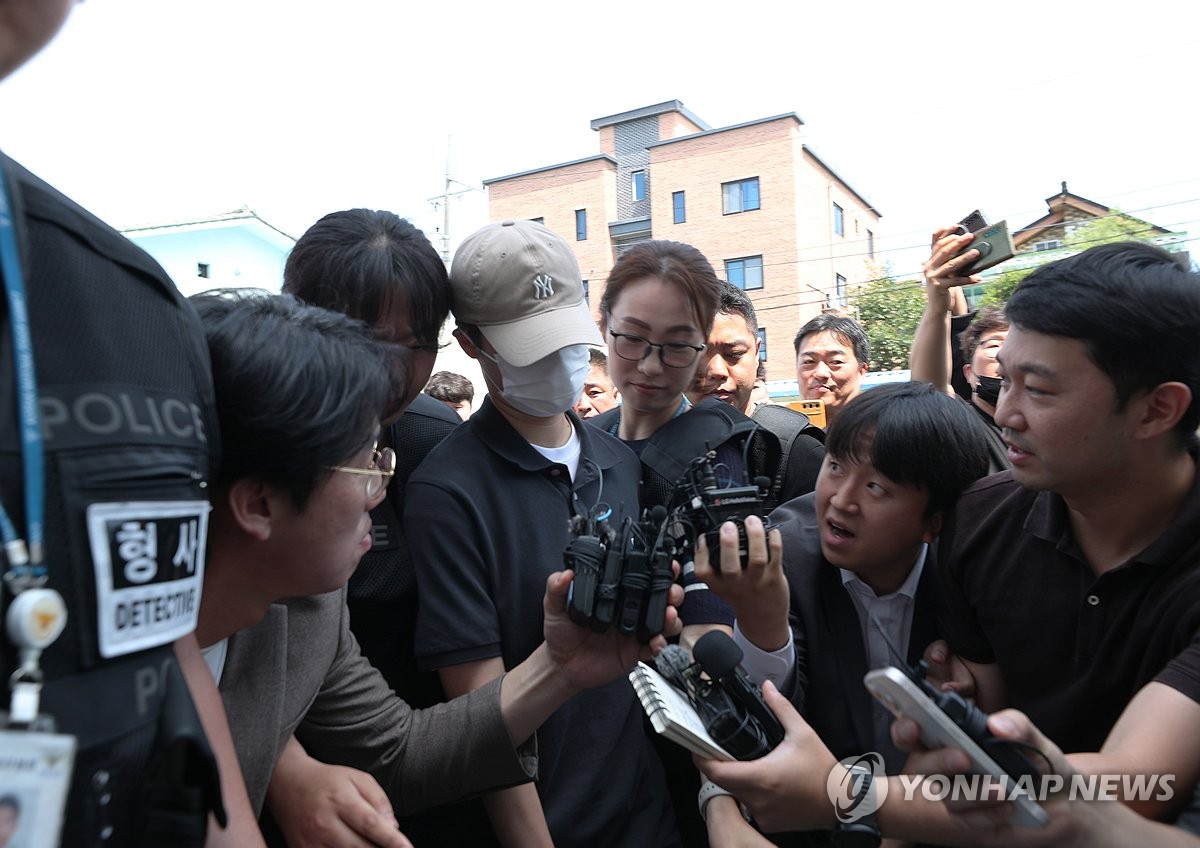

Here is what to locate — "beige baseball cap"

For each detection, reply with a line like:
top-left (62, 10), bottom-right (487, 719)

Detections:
top-left (449, 220), bottom-right (602, 366)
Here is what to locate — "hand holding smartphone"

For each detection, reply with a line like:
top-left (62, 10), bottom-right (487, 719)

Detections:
top-left (954, 211), bottom-right (1016, 275)
top-left (864, 667), bottom-right (1050, 829)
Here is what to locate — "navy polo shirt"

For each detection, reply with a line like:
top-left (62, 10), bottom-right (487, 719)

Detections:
top-left (407, 397), bottom-right (678, 848)
top-left (938, 462), bottom-right (1200, 754)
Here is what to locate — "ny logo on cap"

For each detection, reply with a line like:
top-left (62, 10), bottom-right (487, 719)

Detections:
top-left (532, 274), bottom-right (555, 299)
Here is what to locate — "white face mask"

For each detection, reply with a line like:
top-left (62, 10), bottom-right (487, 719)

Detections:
top-left (480, 343), bottom-right (591, 418)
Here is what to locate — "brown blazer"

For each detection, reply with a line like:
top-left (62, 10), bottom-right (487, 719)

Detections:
top-left (219, 588), bottom-right (536, 814)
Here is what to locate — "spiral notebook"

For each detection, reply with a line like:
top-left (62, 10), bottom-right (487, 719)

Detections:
top-left (629, 661), bottom-right (734, 761)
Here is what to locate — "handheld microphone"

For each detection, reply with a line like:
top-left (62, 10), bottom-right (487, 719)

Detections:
top-left (693, 631), bottom-right (785, 752)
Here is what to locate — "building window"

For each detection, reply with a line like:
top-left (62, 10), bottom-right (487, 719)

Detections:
top-left (632, 170), bottom-right (647, 202)
top-left (867, 229), bottom-right (875, 259)
top-left (1033, 239), bottom-right (1063, 252)
top-left (757, 328), bottom-right (767, 362)
top-left (197, 262), bottom-right (210, 279)
top-left (833, 203), bottom-right (844, 237)
top-left (726, 255), bottom-right (764, 291)
top-left (582, 279), bottom-right (589, 304)
top-left (722, 178), bottom-right (760, 214)
top-left (673, 191), bottom-right (686, 224)
top-left (575, 209), bottom-right (587, 241)
top-left (835, 273), bottom-right (847, 306)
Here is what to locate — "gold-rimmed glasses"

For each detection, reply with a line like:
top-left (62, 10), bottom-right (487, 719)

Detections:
top-left (326, 445), bottom-right (396, 499)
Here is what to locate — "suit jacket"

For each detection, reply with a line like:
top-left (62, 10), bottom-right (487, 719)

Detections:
top-left (219, 588), bottom-right (536, 815)
top-left (771, 494), bottom-right (941, 766)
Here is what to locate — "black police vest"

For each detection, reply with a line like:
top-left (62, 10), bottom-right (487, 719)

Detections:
top-left (0, 155), bottom-right (223, 847)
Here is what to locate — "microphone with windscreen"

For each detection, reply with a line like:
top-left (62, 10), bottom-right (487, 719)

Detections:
top-left (654, 632), bottom-right (784, 759)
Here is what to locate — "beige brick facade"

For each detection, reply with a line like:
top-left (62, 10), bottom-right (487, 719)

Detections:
top-left (482, 101), bottom-right (881, 382)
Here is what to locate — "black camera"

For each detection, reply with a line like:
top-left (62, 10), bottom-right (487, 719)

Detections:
top-left (565, 505), bottom-right (674, 643)
top-left (655, 632), bottom-right (783, 760)
top-left (668, 450), bottom-right (770, 568)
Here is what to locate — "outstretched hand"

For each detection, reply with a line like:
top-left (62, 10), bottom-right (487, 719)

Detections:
top-left (541, 567), bottom-right (683, 692)
top-left (891, 709), bottom-right (1084, 847)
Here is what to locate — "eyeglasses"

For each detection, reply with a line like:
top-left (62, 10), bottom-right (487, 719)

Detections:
top-left (326, 445), bottom-right (396, 499)
top-left (609, 329), bottom-right (706, 369)
top-left (402, 340), bottom-right (452, 355)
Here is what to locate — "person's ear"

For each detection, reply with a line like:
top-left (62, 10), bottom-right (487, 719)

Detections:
top-left (963, 362), bottom-right (976, 385)
top-left (453, 327), bottom-right (479, 360)
top-left (1133, 382), bottom-right (1191, 440)
top-left (921, 511), bottom-right (944, 544)
top-left (225, 477), bottom-right (278, 541)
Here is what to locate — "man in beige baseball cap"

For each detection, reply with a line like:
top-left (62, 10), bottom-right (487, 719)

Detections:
top-left (404, 220), bottom-right (681, 846)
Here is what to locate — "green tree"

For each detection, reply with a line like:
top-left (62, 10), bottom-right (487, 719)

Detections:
top-left (979, 267), bottom-right (1032, 308)
top-left (1064, 208), bottom-right (1160, 249)
top-left (978, 208), bottom-right (1157, 308)
top-left (850, 264), bottom-right (926, 371)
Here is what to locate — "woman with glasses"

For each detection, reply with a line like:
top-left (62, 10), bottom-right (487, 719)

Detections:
top-left (586, 240), bottom-right (787, 847)
top-left (589, 240), bottom-right (785, 521)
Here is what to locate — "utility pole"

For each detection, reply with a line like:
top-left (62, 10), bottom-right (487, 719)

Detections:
top-left (428, 136), bottom-right (482, 264)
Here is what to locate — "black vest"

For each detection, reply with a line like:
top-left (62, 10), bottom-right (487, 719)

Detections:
top-left (0, 155), bottom-right (223, 847)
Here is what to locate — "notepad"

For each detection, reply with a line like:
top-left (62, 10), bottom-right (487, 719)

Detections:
top-left (629, 661), bottom-right (734, 761)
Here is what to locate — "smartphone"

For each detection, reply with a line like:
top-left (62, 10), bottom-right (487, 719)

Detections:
top-left (957, 209), bottom-right (988, 235)
top-left (953, 212), bottom-right (1015, 276)
top-left (864, 667), bottom-right (1050, 829)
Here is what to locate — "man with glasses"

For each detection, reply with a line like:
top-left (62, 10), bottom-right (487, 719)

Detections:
top-left (192, 291), bottom-right (682, 848)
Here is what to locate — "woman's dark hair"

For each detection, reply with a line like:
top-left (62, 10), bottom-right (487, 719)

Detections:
top-left (283, 209), bottom-right (450, 345)
top-left (826, 381), bottom-right (991, 516)
top-left (599, 240), bottom-right (720, 335)
top-left (191, 290), bottom-right (396, 508)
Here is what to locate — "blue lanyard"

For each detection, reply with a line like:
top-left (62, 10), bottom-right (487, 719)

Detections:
top-left (0, 162), bottom-right (46, 587)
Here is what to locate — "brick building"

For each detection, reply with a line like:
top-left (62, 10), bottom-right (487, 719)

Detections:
top-left (484, 100), bottom-right (881, 382)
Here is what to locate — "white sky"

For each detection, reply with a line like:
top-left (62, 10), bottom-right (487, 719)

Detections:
top-left (2, 0), bottom-right (1199, 281)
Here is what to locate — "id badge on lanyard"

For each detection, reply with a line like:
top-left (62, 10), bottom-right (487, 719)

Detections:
top-left (0, 163), bottom-right (76, 847)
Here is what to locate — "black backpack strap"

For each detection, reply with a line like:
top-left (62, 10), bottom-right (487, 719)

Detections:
top-left (752, 404), bottom-right (826, 504)
top-left (641, 399), bottom-right (783, 507)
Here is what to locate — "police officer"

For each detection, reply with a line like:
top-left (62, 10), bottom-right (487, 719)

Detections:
top-left (0, 3), bottom-right (240, 845)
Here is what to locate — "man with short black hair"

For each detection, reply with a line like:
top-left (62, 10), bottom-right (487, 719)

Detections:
top-left (574, 348), bottom-right (620, 419)
top-left (693, 281), bottom-right (825, 499)
top-left (793, 313), bottom-right (870, 429)
top-left (937, 241), bottom-right (1200, 809)
top-left (697, 382), bottom-right (992, 845)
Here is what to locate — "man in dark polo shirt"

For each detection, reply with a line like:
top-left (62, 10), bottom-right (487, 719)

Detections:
top-left (938, 240), bottom-right (1200, 819)
top-left (693, 242), bottom-right (1200, 842)
top-left (407, 221), bottom-right (679, 848)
